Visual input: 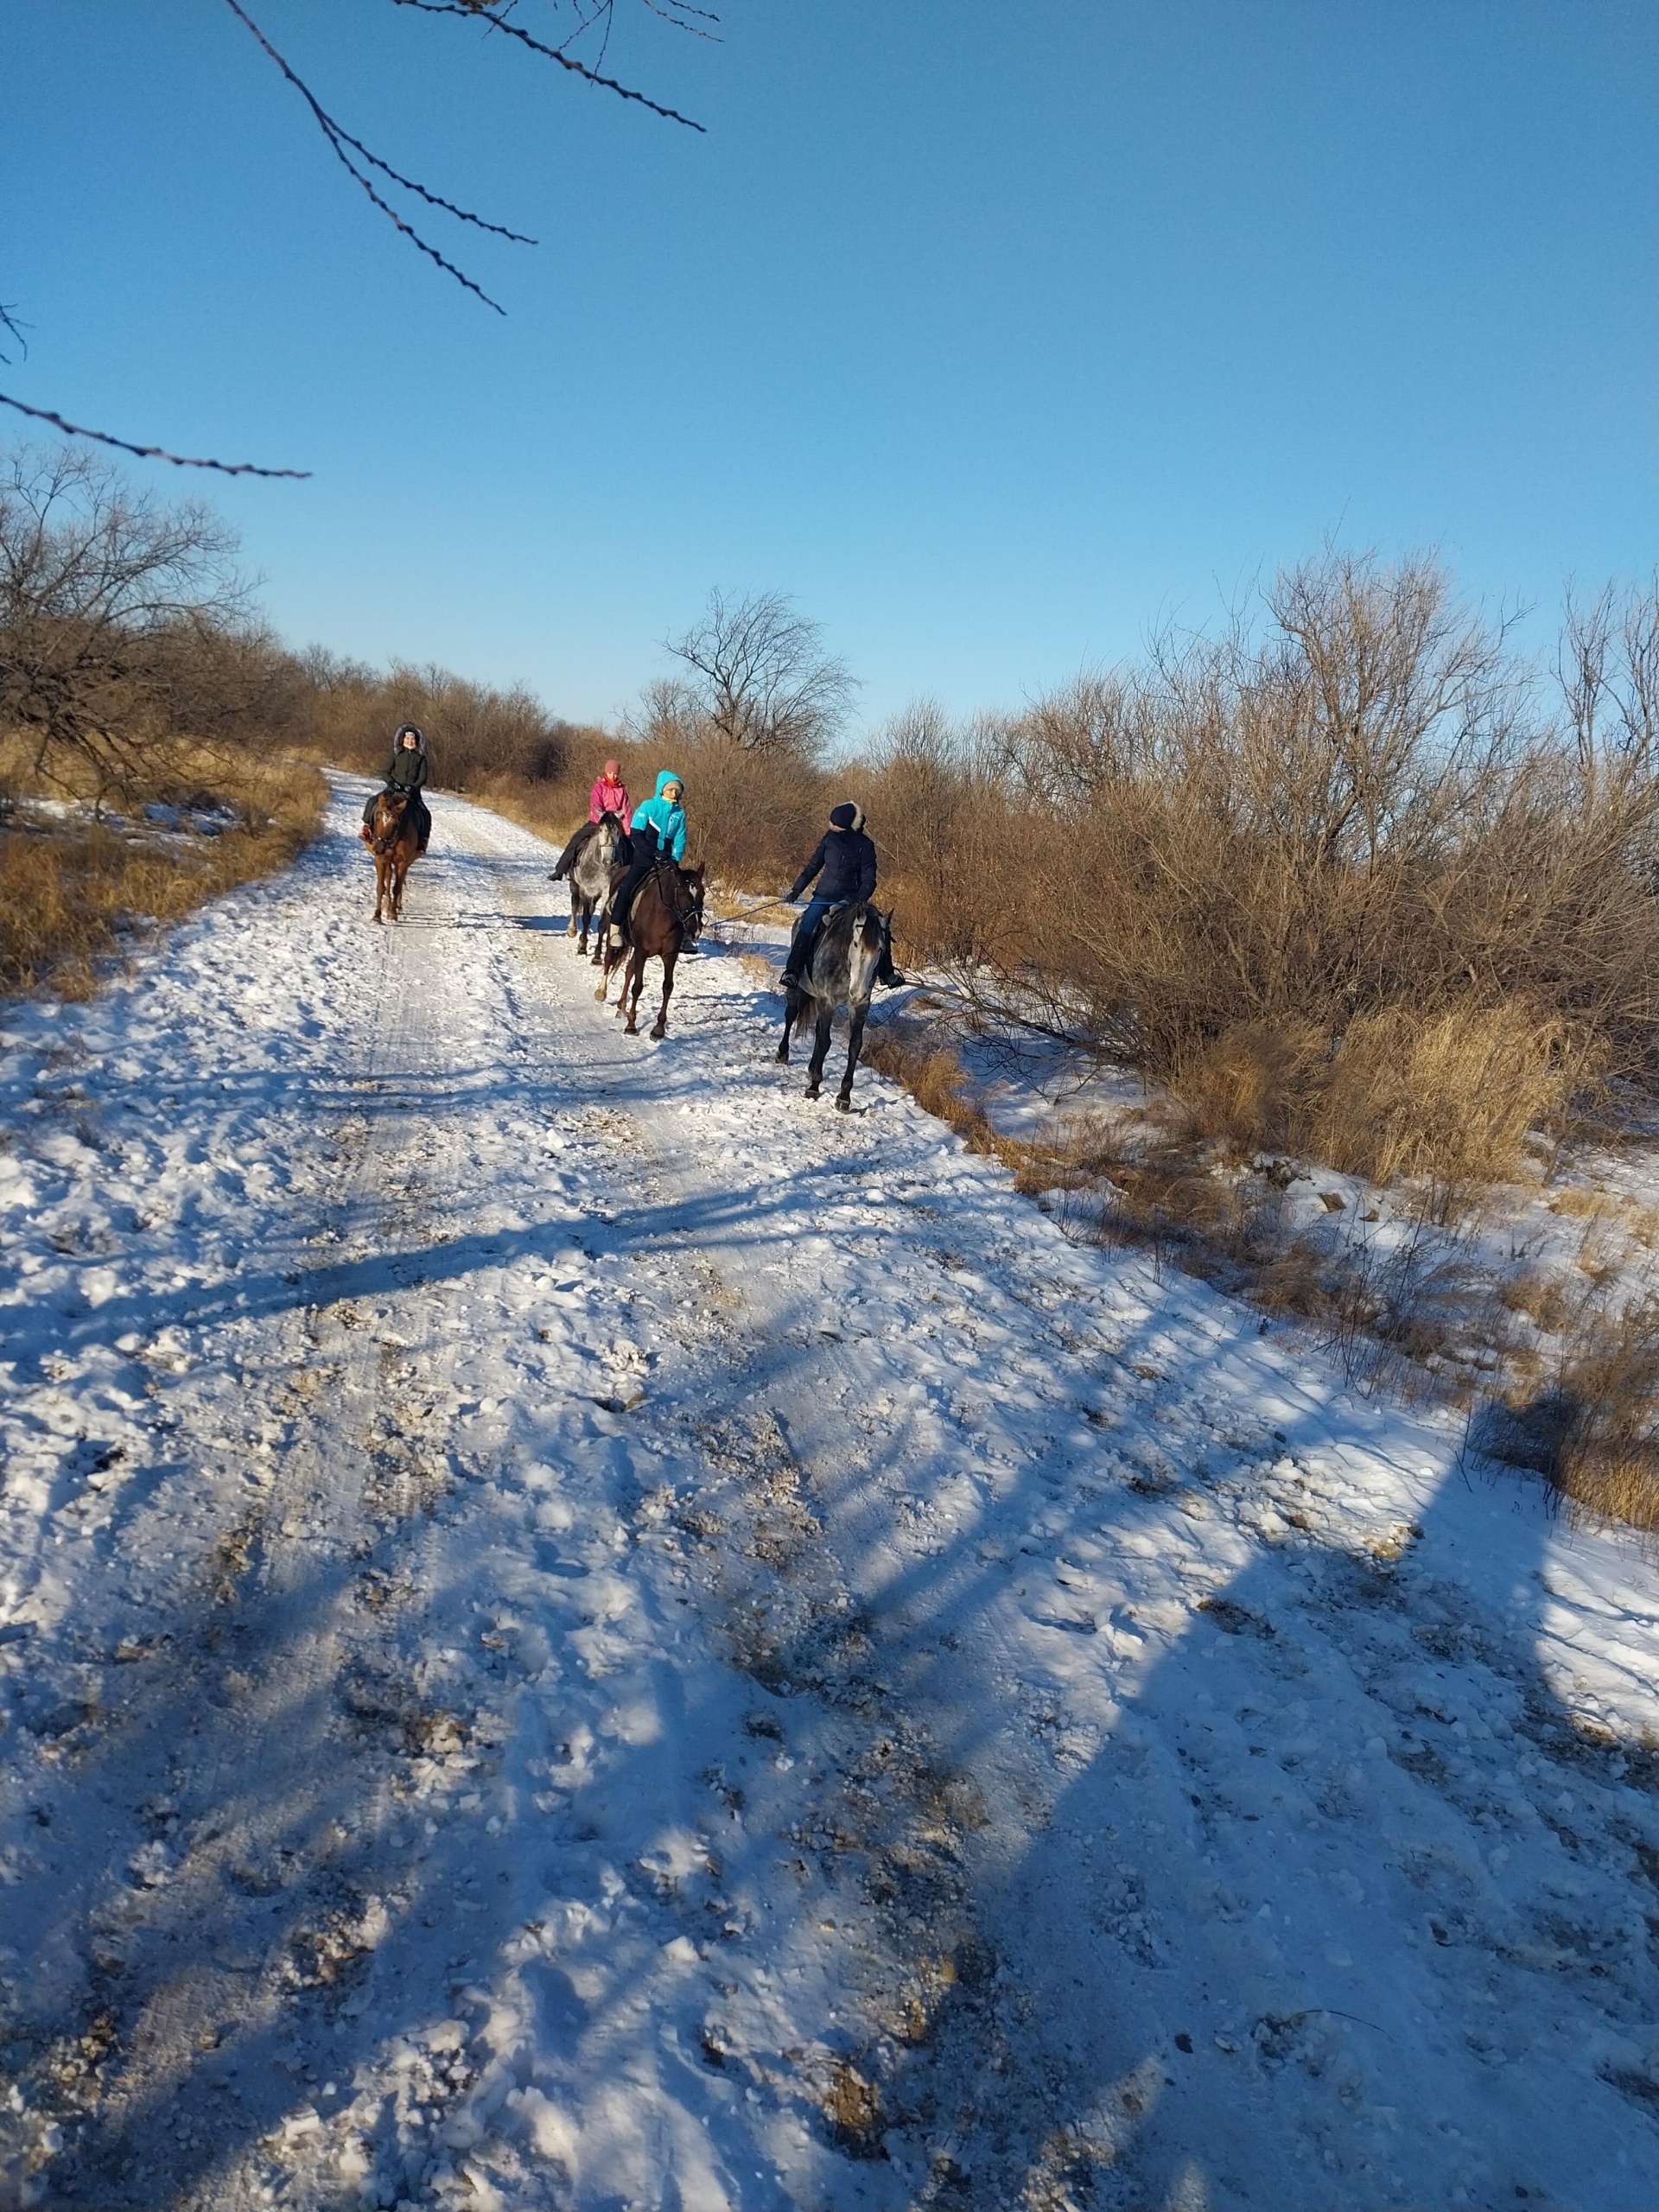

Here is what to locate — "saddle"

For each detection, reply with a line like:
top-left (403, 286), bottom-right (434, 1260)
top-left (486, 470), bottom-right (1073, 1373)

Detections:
top-left (791, 899), bottom-right (846, 976)
top-left (610, 860), bottom-right (697, 944)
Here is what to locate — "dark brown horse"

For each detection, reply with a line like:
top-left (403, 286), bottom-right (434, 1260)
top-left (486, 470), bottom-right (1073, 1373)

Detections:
top-left (595, 862), bottom-right (706, 1039)
top-left (368, 791), bottom-right (422, 923)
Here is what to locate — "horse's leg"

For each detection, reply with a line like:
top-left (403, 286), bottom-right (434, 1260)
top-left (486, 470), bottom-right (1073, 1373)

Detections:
top-left (594, 938), bottom-right (613, 1002)
top-left (373, 852), bottom-right (387, 923)
top-left (804, 1007), bottom-right (833, 1100)
top-left (777, 985), bottom-right (800, 1065)
top-left (622, 950), bottom-right (645, 1034)
top-left (837, 1002), bottom-right (868, 1112)
top-left (651, 949), bottom-right (677, 1041)
top-left (392, 855), bottom-right (406, 920)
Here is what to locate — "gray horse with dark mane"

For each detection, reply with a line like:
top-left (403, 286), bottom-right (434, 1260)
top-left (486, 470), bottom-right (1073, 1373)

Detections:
top-left (776, 901), bottom-right (891, 1110)
top-left (567, 810), bottom-right (626, 960)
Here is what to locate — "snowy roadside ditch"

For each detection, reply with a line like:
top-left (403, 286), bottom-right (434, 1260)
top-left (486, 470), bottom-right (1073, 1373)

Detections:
top-left (0, 780), bottom-right (1652, 2210)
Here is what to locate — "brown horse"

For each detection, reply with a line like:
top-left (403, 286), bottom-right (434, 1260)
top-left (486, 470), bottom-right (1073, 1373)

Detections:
top-left (595, 861), bottom-right (706, 1039)
top-left (368, 791), bottom-right (422, 923)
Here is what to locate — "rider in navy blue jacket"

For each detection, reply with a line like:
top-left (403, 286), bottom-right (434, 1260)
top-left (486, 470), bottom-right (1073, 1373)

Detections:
top-left (781, 804), bottom-right (906, 988)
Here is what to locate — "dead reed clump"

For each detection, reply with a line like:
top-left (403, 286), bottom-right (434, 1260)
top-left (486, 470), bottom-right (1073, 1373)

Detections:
top-left (1552, 1308), bottom-right (1659, 1534)
top-left (1478, 1299), bottom-right (1659, 1536)
top-left (1314, 1002), bottom-right (1575, 1199)
top-left (1165, 1000), bottom-right (1575, 1211)
top-left (1173, 1020), bottom-right (1330, 1154)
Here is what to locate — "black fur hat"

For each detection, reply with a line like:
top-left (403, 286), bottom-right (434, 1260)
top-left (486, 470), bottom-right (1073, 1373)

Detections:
top-left (830, 801), bottom-right (864, 831)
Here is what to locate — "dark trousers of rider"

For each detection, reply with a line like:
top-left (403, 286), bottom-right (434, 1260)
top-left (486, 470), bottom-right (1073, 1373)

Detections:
top-left (783, 898), bottom-right (837, 982)
top-left (553, 820), bottom-right (597, 878)
top-left (611, 828), bottom-right (662, 941)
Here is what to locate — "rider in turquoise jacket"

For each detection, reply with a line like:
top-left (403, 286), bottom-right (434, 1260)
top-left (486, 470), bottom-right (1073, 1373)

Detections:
top-left (610, 770), bottom-right (687, 945)
top-left (629, 769), bottom-right (688, 861)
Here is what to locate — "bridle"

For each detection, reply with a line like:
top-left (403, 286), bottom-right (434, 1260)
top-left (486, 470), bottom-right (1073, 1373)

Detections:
top-left (657, 865), bottom-right (703, 941)
top-left (371, 792), bottom-right (410, 857)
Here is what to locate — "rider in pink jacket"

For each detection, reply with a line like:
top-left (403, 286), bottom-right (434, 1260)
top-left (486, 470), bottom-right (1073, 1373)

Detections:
top-left (553, 760), bottom-right (632, 880)
top-left (588, 763), bottom-right (631, 830)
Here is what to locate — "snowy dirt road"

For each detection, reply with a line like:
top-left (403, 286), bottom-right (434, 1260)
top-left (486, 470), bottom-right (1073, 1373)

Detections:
top-left (2, 779), bottom-right (1656, 2212)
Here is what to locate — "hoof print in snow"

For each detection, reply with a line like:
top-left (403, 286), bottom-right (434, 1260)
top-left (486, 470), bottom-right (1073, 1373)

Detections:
top-left (1196, 1596), bottom-right (1275, 1637)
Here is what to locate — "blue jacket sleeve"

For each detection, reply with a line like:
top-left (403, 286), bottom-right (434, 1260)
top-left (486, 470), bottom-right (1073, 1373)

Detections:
top-left (669, 812), bottom-right (687, 862)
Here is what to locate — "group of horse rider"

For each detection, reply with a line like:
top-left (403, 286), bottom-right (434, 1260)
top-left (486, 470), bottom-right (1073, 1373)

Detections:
top-left (550, 759), bottom-right (907, 986)
top-left (365, 730), bottom-right (906, 985)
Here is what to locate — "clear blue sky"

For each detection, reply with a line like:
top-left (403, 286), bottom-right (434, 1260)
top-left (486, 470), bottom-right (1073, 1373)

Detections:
top-left (5, 2), bottom-right (1656, 732)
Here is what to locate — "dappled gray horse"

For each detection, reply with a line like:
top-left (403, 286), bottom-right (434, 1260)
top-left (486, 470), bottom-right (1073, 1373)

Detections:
top-left (569, 811), bottom-right (626, 960)
top-left (776, 901), bottom-right (890, 1110)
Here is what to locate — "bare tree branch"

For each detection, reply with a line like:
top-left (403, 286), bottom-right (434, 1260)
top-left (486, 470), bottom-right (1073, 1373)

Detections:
top-left (391, 0), bottom-right (709, 128)
top-left (0, 393), bottom-right (311, 480)
top-left (9, 0), bottom-right (707, 472)
top-left (220, 0), bottom-right (524, 313)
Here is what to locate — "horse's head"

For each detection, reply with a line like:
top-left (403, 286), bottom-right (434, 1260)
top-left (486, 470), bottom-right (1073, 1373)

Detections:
top-left (677, 863), bottom-right (707, 939)
top-left (851, 906), bottom-right (889, 958)
top-left (371, 791), bottom-right (410, 855)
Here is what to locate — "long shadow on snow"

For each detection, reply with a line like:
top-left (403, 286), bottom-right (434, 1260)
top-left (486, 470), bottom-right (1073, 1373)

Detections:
top-left (754, 1333), bottom-right (1659, 2209)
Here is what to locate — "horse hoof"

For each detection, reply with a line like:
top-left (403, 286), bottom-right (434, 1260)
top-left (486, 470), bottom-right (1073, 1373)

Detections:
top-left (775, 1047), bottom-right (789, 1065)
top-left (594, 986), bottom-right (607, 1003)
top-left (804, 1084), bottom-right (820, 1101)
top-left (651, 1025), bottom-right (666, 1042)
top-left (835, 1094), bottom-right (852, 1113)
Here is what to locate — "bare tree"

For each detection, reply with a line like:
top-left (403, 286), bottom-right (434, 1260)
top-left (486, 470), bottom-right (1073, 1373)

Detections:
top-left (0, 444), bottom-right (257, 807)
top-left (664, 589), bottom-right (858, 760)
top-left (1, 0), bottom-right (714, 475)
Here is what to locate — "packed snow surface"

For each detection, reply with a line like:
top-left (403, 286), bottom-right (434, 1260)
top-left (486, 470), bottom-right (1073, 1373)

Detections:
top-left (1, 780), bottom-right (1656, 2211)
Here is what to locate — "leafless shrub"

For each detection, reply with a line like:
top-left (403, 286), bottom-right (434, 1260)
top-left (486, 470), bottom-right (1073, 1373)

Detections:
top-left (853, 550), bottom-right (1659, 1193)
top-left (294, 653), bottom-right (588, 792)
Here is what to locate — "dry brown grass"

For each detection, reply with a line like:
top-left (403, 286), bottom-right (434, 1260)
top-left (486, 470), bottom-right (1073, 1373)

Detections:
top-left (1553, 1310), bottom-right (1659, 1533)
top-left (1479, 1299), bottom-right (1659, 1535)
top-left (1316, 1003), bottom-right (1574, 1193)
top-left (1497, 1268), bottom-right (1578, 1334)
top-left (0, 753), bottom-right (326, 997)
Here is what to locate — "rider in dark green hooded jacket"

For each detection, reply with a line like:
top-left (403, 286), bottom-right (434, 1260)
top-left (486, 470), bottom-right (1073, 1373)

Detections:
top-left (360, 723), bottom-right (431, 852)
